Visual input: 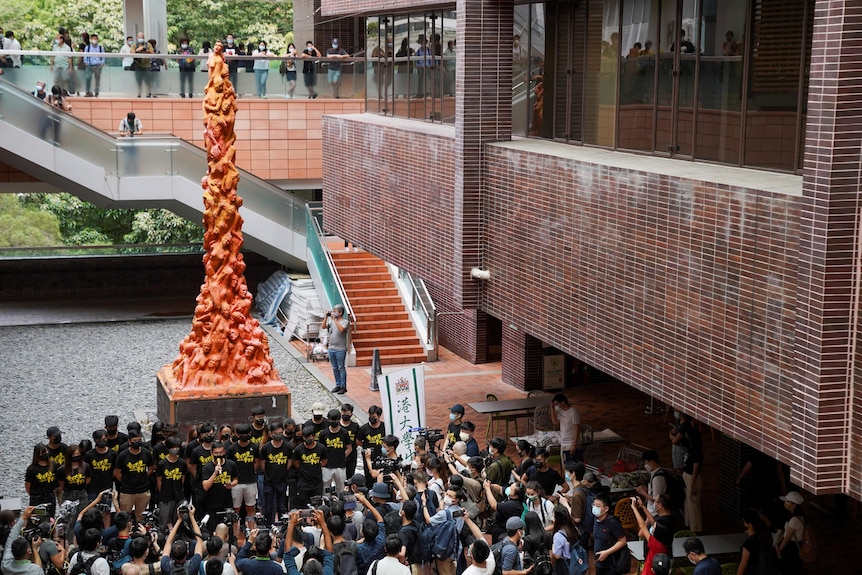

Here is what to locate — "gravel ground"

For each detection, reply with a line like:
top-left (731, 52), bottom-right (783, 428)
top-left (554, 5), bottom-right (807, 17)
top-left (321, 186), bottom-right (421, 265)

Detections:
top-left (0, 319), bottom-right (330, 503)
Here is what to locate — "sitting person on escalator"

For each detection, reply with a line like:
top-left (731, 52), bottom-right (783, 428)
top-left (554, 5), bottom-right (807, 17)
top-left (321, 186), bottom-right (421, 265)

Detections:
top-left (118, 112), bottom-right (143, 137)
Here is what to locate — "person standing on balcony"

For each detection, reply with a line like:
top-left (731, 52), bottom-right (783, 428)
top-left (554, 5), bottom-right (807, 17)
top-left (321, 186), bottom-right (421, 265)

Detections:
top-left (325, 38), bottom-right (349, 98)
top-left (83, 33), bottom-right (105, 97)
top-left (252, 41), bottom-right (271, 98)
top-left (132, 33), bottom-right (153, 98)
top-left (302, 40), bottom-right (321, 99)
top-left (50, 32), bottom-right (73, 96)
top-left (322, 304), bottom-right (349, 394)
top-left (177, 37), bottom-right (196, 98)
top-left (120, 36), bottom-right (134, 70)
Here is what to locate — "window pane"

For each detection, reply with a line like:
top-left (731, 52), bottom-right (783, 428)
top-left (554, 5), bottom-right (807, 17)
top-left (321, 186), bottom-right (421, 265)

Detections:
top-left (514, 5), bottom-right (532, 136)
top-left (584, 0), bottom-right (620, 146)
top-left (618, 0), bottom-right (658, 152)
top-left (528, 4), bottom-right (548, 136)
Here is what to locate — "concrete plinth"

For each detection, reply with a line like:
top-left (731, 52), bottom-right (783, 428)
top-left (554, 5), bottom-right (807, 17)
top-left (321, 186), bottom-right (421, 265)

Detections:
top-left (156, 366), bottom-right (290, 436)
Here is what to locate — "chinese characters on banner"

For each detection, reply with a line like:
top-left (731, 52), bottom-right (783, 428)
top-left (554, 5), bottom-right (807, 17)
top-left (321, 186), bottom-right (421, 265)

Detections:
top-left (378, 365), bottom-right (426, 462)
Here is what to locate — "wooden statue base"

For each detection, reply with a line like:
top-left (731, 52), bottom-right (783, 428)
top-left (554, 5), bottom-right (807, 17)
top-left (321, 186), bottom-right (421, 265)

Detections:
top-left (156, 366), bottom-right (290, 436)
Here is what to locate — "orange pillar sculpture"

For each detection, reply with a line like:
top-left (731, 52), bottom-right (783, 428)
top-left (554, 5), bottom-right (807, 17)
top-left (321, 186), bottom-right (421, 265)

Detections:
top-left (157, 42), bottom-right (289, 425)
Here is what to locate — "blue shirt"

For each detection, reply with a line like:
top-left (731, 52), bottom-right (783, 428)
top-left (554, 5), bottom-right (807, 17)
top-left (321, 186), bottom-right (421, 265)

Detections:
top-left (84, 44), bottom-right (105, 66)
top-left (356, 521), bottom-right (386, 575)
top-left (160, 554), bottom-right (203, 575)
top-left (284, 547), bottom-right (334, 575)
top-left (234, 543), bottom-right (284, 575)
top-left (693, 557), bottom-right (721, 575)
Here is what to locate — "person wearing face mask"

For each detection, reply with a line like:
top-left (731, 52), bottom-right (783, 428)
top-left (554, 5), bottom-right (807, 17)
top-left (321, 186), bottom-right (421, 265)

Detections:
top-left (549, 394), bottom-right (581, 464)
top-left (32, 81), bottom-right (47, 101)
top-left (485, 437), bottom-right (515, 499)
top-left (591, 493), bottom-right (628, 575)
top-left (132, 32), bottom-right (154, 98)
top-left (202, 442), bottom-right (239, 532)
top-left (188, 423), bottom-right (216, 516)
top-left (114, 429), bottom-right (155, 522)
top-left (291, 426), bottom-right (328, 509)
top-left (156, 436), bottom-right (187, 530)
top-left (301, 40), bottom-right (321, 99)
top-left (421, 487), bottom-right (465, 575)
top-left (252, 40), bottom-right (272, 98)
top-left (523, 481), bottom-right (555, 530)
top-left (521, 449), bottom-right (568, 499)
top-left (635, 450), bottom-right (666, 516)
top-left (45, 426), bottom-right (68, 467)
top-left (83, 33), bottom-right (104, 97)
top-left (85, 429), bottom-right (117, 500)
top-left (459, 421), bottom-right (480, 456)
top-left (304, 402), bottom-right (328, 438)
top-left (445, 404), bottom-right (465, 448)
top-left (223, 35), bottom-right (240, 92)
top-left (121, 36), bottom-right (134, 70)
top-left (105, 415), bottom-right (129, 452)
top-left (49, 32), bottom-right (73, 96)
top-left (631, 495), bottom-right (673, 575)
top-left (357, 406), bottom-right (386, 482)
top-left (58, 445), bottom-right (91, 537)
top-left (227, 423), bottom-right (260, 528)
top-left (668, 409), bottom-right (690, 470)
top-left (497, 516), bottom-right (534, 575)
top-left (682, 538), bottom-right (720, 575)
top-left (485, 481), bottom-right (524, 543)
top-left (280, 43), bottom-right (298, 98)
top-left (325, 38), bottom-right (349, 98)
top-left (25, 444), bottom-right (59, 517)
top-left (259, 421), bottom-right (291, 524)
top-left (319, 409), bottom-right (352, 494)
top-left (176, 37), bottom-right (196, 98)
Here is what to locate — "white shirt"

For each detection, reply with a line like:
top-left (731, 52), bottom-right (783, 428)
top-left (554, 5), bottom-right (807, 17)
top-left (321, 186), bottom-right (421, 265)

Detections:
top-left (201, 559), bottom-right (237, 575)
top-left (369, 557), bottom-right (410, 575)
top-left (463, 551), bottom-right (495, 575)
top-left (4, 37), bottom-right (21, 66)
top-left (118, 117), bottom-right (143, 135)
top-left (68, 551), bottom-right (110, 575)
top-left (120, 43), bottom-right (134, 68)
top-left (556, 406), bottom-right (580, 447)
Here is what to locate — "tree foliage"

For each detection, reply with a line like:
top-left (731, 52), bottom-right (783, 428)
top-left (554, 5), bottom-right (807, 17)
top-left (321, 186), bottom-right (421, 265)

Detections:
top-left (124, 210), bottom-right (203, 244)
top-left (0, 194), bottom-right (63, 247)
top-left (0, 0), bottom-right (124, 52)
top-left (167, 0), bottom-right (294, 55)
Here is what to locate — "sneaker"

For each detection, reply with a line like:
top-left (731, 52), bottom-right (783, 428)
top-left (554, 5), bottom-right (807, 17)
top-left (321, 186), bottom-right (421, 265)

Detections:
top-left (331, 386), bottom-right (343, 393)
top-left (335, 387), bottom-right (348, 394)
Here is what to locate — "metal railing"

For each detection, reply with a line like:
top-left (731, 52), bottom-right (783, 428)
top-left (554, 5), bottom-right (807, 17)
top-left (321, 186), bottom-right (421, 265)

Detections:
top-left (0, 243), bottom-right (203, 258)
top-left (305, 202), bottom-right (355, 349)
top-left (397, 267), bottom-right (437, 348)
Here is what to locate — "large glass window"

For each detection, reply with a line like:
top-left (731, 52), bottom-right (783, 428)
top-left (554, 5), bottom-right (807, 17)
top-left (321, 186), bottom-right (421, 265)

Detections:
top-left (366, 11), bottom-right (456, 125)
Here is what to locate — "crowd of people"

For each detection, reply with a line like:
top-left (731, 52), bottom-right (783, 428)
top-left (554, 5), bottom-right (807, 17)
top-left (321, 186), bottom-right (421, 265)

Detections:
top-left (0, 393), bottom-right (813, 575)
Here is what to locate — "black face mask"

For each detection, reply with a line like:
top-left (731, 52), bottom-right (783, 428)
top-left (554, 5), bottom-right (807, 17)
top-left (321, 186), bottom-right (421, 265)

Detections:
top-left (168, 448), bottom-right (181, 456)
top-left (271, 434), bottom-right (284, 441)
top-left (304, 437), bottom-right (314, 446)
top-left (285, 432), bottom-right (295, 441)
top-left (201, 435), bottom-right (214, 443)
top-left (51, 435), bottom-right (62, 444)
top-left (238, 435), bottom-right (251, 442)
top-left (369, 417), bottom-right (379, 424)
top-left (254, 418), bottom-right (266, 425)
top-left (129, 442), bottom-right (142, 449)
top-left (341, 415), bottom-right (352, 422)
top-left (71, 455), bottom-right (82, 462)
top-left (96, 440), bottom-right (108, 448)
top-left (329, 420), bottom-right (340, 428)
top-left (39, 453), bottom-right (49, 461)
top-left (221, 433), bottom-right (231, 440)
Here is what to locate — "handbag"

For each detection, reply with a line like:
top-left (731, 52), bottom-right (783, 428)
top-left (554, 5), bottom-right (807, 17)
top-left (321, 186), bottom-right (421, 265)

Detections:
top-left (610, 544), bottom-right (632, 575)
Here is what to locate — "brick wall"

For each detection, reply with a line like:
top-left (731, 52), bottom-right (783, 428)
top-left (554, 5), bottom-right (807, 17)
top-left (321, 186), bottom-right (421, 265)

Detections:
top-left (68, 97), bottom-right (364, 182)
top-left (0, 162), bottom-right (39, 182)
top-left (321, 0), bottom-right (454, 16)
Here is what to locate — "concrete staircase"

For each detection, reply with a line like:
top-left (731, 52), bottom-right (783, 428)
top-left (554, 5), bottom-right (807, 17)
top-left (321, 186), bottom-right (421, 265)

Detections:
top-left (331, 251), bottom-right (427, 367)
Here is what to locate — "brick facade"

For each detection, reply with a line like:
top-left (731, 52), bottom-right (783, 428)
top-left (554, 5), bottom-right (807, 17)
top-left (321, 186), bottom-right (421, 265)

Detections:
top-left (321, 0), bottom-right (454, 16)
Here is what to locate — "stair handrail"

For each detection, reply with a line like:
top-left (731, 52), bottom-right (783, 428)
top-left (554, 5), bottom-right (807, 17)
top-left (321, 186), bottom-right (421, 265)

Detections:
top-left (396, 267), bottom-right (437, 348)
top-left (305, 202), bottom-right (356, 347)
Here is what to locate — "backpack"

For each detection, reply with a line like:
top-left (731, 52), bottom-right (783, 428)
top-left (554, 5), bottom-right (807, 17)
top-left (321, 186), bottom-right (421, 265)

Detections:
top-left (69, 553), bottom-right (101, 575)
top-left (797, 519), bottom-right (817, 564)
top-left (491, 538), bottom-right (516, 575)
top-left (529, 549), bottom-right (553, 575)
top-left (752, 541), bottom-right (780, 575)
top-left (575, 487), bottom-right (595, 545)
top-left (169, 560), bottom-right (191, 575)
top-left (400, 523), bottom-right (427, 565)
top-left (653, 469), bottom-right (686, 513)
top-left (427, 509), bottom-right (460, 560)
top-left (332, 540), bottom-right (359, 575)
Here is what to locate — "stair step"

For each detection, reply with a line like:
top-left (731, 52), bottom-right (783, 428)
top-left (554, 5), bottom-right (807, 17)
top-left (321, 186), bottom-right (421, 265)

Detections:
top-left (343, 287), bottom-right (400, 297)
top-left (351, 303), bottom-right (405, 313)
top-left (351, 327), bottom-right (417, 338)
top-left (349, 298), bottom-right (403, 307)
top-left (353, 336), bottom-right (423, 348)
top-left (354, 311), bottom-right (415, 322)
top-left (339, 280), bottom-right (393, 290)
top-left (356, 352), bottom-right (427, 367)
top-left (335, 262), bottom-right (389, 271)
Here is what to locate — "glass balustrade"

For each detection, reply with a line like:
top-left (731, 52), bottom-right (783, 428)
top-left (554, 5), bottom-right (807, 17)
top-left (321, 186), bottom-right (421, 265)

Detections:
top-left (0, 51), bottom-right (365, 100)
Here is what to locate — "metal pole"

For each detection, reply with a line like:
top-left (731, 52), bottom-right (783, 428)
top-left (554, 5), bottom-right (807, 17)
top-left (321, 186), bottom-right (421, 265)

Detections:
top-left (369, 348), bottom-right (381, 391)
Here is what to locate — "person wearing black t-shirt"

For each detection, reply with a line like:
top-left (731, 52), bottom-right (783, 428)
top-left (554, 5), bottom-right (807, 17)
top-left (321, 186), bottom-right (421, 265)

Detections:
top-left (45, 426), bottom-right (68, 467)
top-left (340, 404), bottom-right (360, 478)
top-left (104, 415), bottom-right (128, 453)
top-left (292, 426), bottom-right (327, 509)
top-left (319, 409), bottom-right (352, 494)
top-left (114, 429), bottom-right (155, 521)
top-left (259, 422), bottom-right (291, 524)
top-left (357, 405), bottom-right (385, 484)
top-left (486, 481), bottom-right (524, 543)
top-left (249, 407), bottom-right (268, 506)
top-left (682, 422), bottom-right (703, 532)
top-left (188, 423), bottom-right (216, 520)
top-left (85, 429), bottom-right (117, 499)
top-left (304, 403), bottom-right (327, 438)
top-left (201, 442), bottom-right (239, 531)
top-left (25, 443), bottom-right (59, 516)
top-left (444, 404), bottom-right (465, 449)
top-left (228, 423), bottom-right (260, 523)
top-left (156, 437), bottom-right (187, 530)
top-left (521, 448), bottom-right (568, 498)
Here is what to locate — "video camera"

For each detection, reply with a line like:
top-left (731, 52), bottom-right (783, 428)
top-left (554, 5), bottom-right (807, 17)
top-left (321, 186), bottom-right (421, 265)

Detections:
top-left (415, 427), bottom-right (445, 445)
top-left (97, 492), bottom-right (113, 513)
top-left (176, 501), bottom-right (191, 522)
top-left (372, 456), bottom-right (402, 476)
top-left (138, 509), bottom-right (160, 533)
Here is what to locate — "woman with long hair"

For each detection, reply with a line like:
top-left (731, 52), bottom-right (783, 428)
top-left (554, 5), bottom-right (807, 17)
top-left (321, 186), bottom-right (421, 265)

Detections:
top-left (25, 443), bottom-right (58, 516)
top-left (551, 505), bottom-right (583, 575)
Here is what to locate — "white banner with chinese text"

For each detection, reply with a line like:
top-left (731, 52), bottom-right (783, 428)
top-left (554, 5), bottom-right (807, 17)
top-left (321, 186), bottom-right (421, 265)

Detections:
top-left (379, 364), bottom-right (427, 462)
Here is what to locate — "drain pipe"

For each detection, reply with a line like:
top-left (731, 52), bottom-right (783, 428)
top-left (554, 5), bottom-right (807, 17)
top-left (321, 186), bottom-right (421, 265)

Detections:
top-left (471, 268), bottom-right (491, 280)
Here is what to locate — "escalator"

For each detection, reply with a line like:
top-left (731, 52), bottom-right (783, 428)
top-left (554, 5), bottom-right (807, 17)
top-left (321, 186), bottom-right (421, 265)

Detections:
top-left (0, 79), bottom-right (307, 269)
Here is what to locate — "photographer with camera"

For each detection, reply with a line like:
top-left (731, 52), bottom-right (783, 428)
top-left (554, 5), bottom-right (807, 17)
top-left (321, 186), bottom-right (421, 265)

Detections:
top-left (364, 435), bottom-right (403, 485)
top-left (321, 305), bottom-right (350, 394)
top-left (292, 426), bottom-right (328, 510)
top-left (201, 442), bottom-right (239, 532)
top-left (119, 112), bottom-right (143, 137)
top-left (235, 525), bottom-right (284, 575)
top-left (421, 487), bottom-right (466, 575)
top-left (282, 509), bottom-right (337, 575)
top-left (2, 506), bottom-right (44, 575)
top-left (160, 503), bottom-right (204, 575)
top-left (69, 528), bottom-right (109, 575)
top-left (353, 491), bottom-right (386, 575)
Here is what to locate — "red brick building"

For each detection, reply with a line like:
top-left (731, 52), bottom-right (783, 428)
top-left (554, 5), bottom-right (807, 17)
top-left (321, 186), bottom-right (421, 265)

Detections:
top-left (318, 0), bottom-right (862, 501)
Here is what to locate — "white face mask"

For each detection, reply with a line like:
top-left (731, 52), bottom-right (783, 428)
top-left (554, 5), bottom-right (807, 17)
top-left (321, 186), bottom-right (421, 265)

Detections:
top-left (443, 496), bottom-right (453, 507)
top-left (332, 42), bottom-right (338, 49)
top-left (459, 432), bottom-right (470, 442)
top-left (644, 463), bottom-right (653, 473)
top-left (181, 44), bottom-right (188, 49)
top-left (259, 45), bottom-right (265, 51)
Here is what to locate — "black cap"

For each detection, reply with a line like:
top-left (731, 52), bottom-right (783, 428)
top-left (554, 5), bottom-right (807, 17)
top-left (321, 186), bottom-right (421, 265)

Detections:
top-left (345, 473), bottom-right (366, 487)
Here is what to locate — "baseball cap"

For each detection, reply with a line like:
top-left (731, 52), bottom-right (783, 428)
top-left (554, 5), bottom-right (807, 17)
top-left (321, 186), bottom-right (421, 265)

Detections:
top-left (780, 491), bottom-right (804, 505)
top-left (311, 402), bottom-right (326, 416)
top-left (450, 404), bottom-right (465, 414)
top-left (652, 554), bottom-right (671, 575)
top-left (506, 517), bottom-right (524, 530)
top-left (345, 473), bottom-right (366, 487)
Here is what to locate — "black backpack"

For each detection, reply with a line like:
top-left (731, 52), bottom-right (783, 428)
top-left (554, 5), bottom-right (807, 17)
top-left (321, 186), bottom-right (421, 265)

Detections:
top-left (332, 540), bottom-right (358, 575)
top-left (491, 538), bottom-right (517, 575)
top-left (653, 469), bottom-right (686, 513)
top-left (69, 553), bottom-right (101, 575)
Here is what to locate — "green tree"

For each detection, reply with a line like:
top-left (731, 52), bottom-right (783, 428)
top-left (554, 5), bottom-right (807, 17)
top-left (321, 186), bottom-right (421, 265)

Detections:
top-left (0, 194), bottom-right (63, 247)
top-left (24, 193), bottom-right (135, 244)
top-left (0, 0), bottom-right (124, 52)
top-left (124, 210), bottom-right (203, 244)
